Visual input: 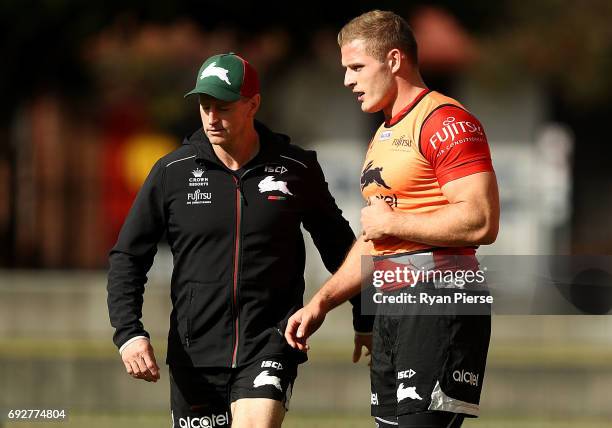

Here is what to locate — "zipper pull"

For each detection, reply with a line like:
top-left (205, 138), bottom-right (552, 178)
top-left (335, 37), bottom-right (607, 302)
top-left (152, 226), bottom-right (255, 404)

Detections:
top-left (234, 176), bottom-right (246, 204)
top-left (185, 335), bottom-right (190, 347)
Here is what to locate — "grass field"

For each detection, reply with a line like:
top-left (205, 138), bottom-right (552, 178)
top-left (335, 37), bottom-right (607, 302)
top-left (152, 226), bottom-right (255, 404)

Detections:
top-left (3, 337), bottom-right (612, 368)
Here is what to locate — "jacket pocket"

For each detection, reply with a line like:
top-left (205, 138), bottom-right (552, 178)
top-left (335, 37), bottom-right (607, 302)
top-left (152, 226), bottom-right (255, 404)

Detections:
top-left (180, 280), bottom-right (232, 348)
top-left (185, 283), bottom-right (195, 346)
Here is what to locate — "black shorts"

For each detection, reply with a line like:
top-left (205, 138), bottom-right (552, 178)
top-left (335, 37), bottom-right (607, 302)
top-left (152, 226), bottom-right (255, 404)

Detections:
top-left (370, 300), bottom-right (491, 418)
top-left (170, 355), bottom-right (297, 427)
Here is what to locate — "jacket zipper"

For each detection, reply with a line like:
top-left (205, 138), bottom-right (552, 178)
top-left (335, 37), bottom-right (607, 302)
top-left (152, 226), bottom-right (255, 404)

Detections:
top-left (231, 176), bottom-right (242, 367)
top-left (229, 165), bottom-right (263, 368)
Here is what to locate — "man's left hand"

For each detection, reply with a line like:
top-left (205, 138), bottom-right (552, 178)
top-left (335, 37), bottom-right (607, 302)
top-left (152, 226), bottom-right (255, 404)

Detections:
top-left (361, 197), bottom-right (393, 241)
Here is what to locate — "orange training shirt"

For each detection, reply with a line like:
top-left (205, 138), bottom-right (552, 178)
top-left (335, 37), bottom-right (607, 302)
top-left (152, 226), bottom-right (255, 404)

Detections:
top-left (360, 90), bottom-right (494, 256)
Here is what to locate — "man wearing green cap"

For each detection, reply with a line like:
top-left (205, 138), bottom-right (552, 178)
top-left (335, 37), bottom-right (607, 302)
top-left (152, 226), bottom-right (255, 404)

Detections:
top-left (107, 53), bottom-right (373, 427)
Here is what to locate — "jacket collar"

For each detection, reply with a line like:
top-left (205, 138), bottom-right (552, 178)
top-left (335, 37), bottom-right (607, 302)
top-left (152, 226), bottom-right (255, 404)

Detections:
top-left (183, 120), bottom-right (290, 169)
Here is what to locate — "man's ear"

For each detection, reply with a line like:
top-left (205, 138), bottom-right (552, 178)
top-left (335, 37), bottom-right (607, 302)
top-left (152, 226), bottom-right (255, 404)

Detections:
top-left (387, 48), bottom-right (402, 74)
top-left (247, 94), bottom-right (261, 118)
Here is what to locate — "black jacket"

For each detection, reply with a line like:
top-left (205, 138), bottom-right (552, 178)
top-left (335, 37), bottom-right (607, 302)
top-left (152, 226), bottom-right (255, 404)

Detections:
top-left (107, 121), bottom-right (373, 367)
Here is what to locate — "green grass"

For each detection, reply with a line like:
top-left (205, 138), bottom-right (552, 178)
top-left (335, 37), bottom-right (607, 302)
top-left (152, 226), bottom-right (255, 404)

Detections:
top-left (3, 338), bottom-right (612, 370)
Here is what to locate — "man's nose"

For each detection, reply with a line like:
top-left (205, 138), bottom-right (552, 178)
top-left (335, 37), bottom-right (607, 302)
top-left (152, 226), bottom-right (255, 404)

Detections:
top-left (208, 108), bottom-right (219, 124)
top-left (344, 70), bottom-right (356, 89)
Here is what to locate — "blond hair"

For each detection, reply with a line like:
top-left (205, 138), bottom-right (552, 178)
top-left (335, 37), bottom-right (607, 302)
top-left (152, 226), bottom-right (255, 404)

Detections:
top-left (338, 10), bottom-right (418, 64)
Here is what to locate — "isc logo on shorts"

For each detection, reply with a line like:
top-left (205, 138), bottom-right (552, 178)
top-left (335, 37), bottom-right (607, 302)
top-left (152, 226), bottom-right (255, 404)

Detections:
top-left (261, 360), bottom-right (283, 370)
top-left (178, 412), bottom-right (229, 427)
top-left (397, 369), bottom-right (416, 379)
top-left (371, 393), bottom-right (379, 405)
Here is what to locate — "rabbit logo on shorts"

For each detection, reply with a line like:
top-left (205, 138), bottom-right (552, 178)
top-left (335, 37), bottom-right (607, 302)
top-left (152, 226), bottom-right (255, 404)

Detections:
top-left (253, 370), bottom-right (282, 391)
top-left (396, 383), bottom-right (423, 402)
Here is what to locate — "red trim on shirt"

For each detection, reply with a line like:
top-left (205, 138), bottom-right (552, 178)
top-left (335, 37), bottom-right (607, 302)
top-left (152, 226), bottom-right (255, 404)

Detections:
top-left (385, 89), bottom-right (430, 127)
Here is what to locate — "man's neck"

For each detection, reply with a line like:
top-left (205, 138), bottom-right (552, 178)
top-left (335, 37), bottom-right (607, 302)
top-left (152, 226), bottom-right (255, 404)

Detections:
top-left (212, 126), bottom-right (260, 171)
top-left (384, 73), bottom-right (428, 121)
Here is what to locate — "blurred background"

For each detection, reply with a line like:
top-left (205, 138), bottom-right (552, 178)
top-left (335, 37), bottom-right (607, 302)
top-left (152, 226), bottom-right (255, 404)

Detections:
top-left (1, 0), bottom-right (612, 426)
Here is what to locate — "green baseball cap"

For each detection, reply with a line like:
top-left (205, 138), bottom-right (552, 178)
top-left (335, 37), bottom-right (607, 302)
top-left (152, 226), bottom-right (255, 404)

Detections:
top-left (184, 53), bottom-right (260, 101)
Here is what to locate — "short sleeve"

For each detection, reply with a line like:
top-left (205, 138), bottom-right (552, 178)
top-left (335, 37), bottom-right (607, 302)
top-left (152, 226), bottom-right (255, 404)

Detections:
top-left (419, 105), bottom-right (493, 187)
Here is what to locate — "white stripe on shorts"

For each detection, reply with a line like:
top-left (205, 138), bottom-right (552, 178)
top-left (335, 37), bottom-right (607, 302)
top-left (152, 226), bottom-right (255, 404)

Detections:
top-left (374, 416), bottom-right (399, 426)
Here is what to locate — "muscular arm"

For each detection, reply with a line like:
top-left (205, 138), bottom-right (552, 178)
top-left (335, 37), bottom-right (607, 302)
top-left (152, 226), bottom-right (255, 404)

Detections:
top-left (362, 104), bottom-right (500, 247)
top-left (313, 236), bottom-right (373, 312)
top-left (285, 236), bottom-right (373, 350)
top-left (301, 150), bottom-right (374, 334)
top-left (362, 171), bottom-right (499, 246)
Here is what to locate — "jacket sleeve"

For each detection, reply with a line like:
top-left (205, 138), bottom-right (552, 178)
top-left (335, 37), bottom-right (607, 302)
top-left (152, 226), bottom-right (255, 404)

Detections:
top-left (349, 288), bottom-right (375, 334)
top-left (301, 151), bottom-right (374, 333)
top-left (107, 159), bottom-right (167, 350)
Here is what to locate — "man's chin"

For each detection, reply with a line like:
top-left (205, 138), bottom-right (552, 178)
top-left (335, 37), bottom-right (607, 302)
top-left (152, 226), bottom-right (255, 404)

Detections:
top-left (207, 136), bottom-right (227, 146)
top-left (361, 103), bottom-right (381, 114)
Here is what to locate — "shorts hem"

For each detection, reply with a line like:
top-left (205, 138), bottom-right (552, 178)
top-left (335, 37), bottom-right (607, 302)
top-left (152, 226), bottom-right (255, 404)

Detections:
top-left (426, 380), bottom-right (480, 417)
top-left (230, 390), bottom-right (292, 412)
top-left (396, 407), bottom-right (478, 418)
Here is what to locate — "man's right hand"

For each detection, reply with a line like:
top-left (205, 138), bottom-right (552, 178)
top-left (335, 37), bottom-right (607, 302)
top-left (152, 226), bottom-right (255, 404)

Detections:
top-left (121, 338), bottom-right (160, 382)
top-left (285, 300), bottom-right (327, 351)
top-left (352, 333), bottom-right (373, 365)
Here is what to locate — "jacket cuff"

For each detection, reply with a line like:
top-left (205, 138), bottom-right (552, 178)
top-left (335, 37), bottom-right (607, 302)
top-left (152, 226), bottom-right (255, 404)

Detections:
top-left (119, 336), bottom-right (149, 355)
top-left (352, 313), bottom-right (375, 333)
top-left (350, 291), bottom-right (375, 333)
